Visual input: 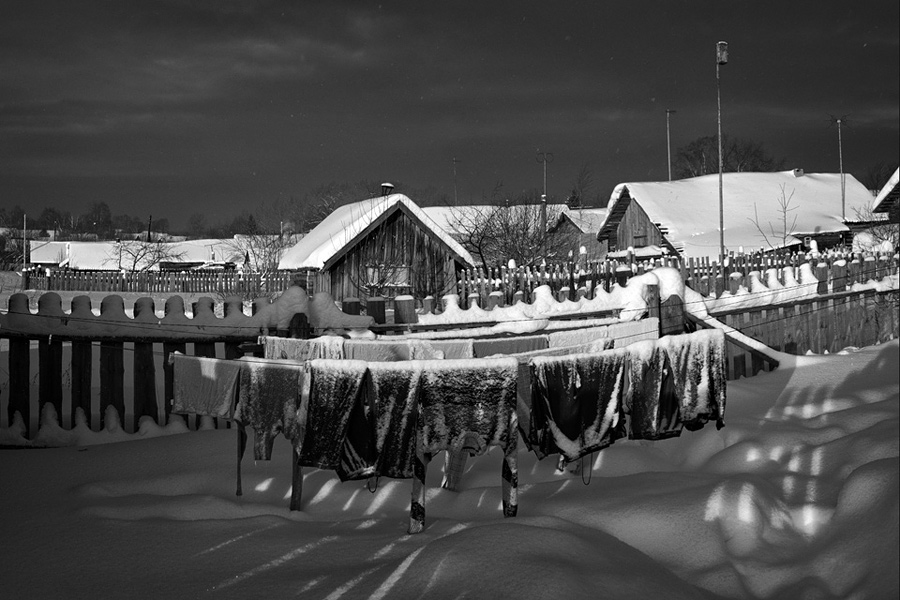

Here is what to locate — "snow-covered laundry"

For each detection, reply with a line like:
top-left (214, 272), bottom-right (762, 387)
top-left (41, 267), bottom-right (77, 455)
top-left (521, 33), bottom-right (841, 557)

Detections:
top-left (409, 357), bottom-right (519, 533)
top-left (171, 353), bottom-right (241, 419)
top-left (423, 338), bottom-right (474, 359)
top-left (261, 335), bottom-right (345, 361)
top-left (364, 361), bottom-right (426, 479)
top-left (234, 357), bottom-right (308, 461)
top-left (623, 340), bottom-right (683, 440)
top-left (472, 334), bottom-right (549, 358)
top-left (547, 326), bottom-right (613, 349)
top-left (506, 338), bottom-right (617, 450)
top-left (528, 348), bottom-right (629, 463)
top-left (657, 329), bottom-right (727, 430)
top-left (343, 339), bottom-right (444, 362)
top-left (297, 359), bottom-right (369, 473)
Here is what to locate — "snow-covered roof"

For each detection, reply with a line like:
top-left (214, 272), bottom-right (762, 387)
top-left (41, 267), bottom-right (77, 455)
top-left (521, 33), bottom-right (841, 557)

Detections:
top-left (422, 203), bottom-right (571, 237)
top-left (872, 167), bottom-right (899, 214)
top-left (601, 171), bottom-right (877, 259)
top-left (554, 207), bottom-right (608, 233)
top-left (29, 239), bottom-right (241, 270)
top-left (278, 194), bottom-right (475, 270)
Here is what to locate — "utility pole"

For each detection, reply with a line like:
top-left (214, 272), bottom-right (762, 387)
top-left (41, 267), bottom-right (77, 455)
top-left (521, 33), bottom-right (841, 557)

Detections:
top-left (716, 41), bottom-right (728, 266)
top-left (666, 108), bottom-right (676, 181)
top-left (536, 150), bottom-right (553, 237)
top-left (451, 157), bottom-right (462, 204)
top-left (829, 114), bottom-right (849, 220)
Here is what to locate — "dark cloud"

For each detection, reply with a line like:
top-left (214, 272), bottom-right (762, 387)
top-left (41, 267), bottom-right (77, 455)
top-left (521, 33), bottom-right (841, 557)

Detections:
top-left (1, 0), bottom-right (897, 227)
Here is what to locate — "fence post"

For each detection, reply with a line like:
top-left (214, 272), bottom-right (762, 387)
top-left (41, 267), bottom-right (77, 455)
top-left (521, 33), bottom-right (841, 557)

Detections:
top-left (367, 296), bottom-right (386, 324)
top-left (342, 297), bottom-right (361, 316)
top-left (98, 295), bottom-right (126, 432)
top-left (815, 263), bottom-right (829, 295)
top-left (132, 297), bottom-right (159, 427)
top-left (646, 284), bottom-right (660, 332)
top-left (394, 295), bottom-right (417, 324)
top-left (36, 293), bottom-right (65, 429)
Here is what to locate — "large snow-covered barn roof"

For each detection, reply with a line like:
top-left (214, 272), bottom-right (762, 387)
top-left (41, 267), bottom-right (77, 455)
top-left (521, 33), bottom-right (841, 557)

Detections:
top-left (599, 171), bottom-right (877, 259)
top-left (278, 194), bottom-right (475, 270)
top-left (872, 167), bottom-right (899, 214)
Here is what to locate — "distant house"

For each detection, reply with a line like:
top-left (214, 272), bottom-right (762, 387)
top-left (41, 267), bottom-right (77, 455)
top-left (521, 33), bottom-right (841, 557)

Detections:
top-left (873, 167), bottom-right (899, 223)
top-left (547, 207), bottom-right (609, 261)
top-left (29, 239), bottom-right (242, 271)
top-left (597, 170), bottom-right (879, 260)
top-left (278, 193), bottom-right (475, 301)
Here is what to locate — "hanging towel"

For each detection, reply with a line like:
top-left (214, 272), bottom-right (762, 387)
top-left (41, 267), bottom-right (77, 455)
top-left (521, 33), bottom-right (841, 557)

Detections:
top-left (365, 361), bottom-right (425, 479)
top-left (547, 326), bottom-right (612, 349)
top-left (172, 354), bottom-right (242, 419)
top-left (409, 357), bottom-right (519, 533)
top-left (343, 339), bottom-right (444, 362)
top-left (529, 348), bottom-right (629, 463)
top-left (624, 341), bottom-right (683, 440)
top-left (234, 357), bottom-right (307, 461)
top-left (345, 339), bottom-right (411, 361)
top-left (657, 329), bottom-right (727, 431)
top-left (297, 359), bottom-right (369, 472)
top-left (472, 334), bottom-right (549, 358)
top-left (408, 339), bottom-right (444, 360)
top-left (261, 335), bottom-right (345, 361)
top-left (426, 339), bottom-right (474, 359)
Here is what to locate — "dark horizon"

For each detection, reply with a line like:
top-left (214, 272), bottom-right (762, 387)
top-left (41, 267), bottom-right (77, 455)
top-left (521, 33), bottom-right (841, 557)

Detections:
top-left (2, 0), bottom-right (897, 229)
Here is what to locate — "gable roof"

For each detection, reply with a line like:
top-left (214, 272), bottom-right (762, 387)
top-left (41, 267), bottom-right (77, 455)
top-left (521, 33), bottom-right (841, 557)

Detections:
top-left (552, 207), bottom-right (609, 233)
top-left (599, 171), bottom-right (877, 259)
top-left (278, 194), bottom-right (475, 270)
top-left (873, 167), bottom-right (899, 214)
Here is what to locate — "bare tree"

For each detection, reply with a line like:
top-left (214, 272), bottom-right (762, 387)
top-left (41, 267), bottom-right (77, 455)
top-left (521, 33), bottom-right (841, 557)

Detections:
top-left (447, 194), bottom-right (575, 270)
top-left (675, 134), bottom-right (786, 179)
top-left (748, 184), bottom-right (799, 251)
top-left (850, 205), bottom-right (899, 253)
top-left (106, 239), bottom-right (187, 272)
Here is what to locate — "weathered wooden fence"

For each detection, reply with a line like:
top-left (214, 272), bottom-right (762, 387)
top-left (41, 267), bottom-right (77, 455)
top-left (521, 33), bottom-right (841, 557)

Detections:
top-left (692, 288), bottom-right (897, 381)
top-left (0, 289), bottom-right (311, 438)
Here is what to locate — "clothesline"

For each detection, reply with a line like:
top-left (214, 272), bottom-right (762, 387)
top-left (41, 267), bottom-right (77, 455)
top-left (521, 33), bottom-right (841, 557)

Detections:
top-left (171, 329), bottom-right (726, 534)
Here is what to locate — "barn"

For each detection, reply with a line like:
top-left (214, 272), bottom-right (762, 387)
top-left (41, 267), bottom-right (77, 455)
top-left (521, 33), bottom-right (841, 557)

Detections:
top-left (278, 193), bottom-right (475, 301)
top-left (597, 170), bottom-right (879, 260)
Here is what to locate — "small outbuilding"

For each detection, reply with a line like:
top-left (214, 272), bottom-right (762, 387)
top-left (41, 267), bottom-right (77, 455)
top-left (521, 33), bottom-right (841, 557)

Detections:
top-left (278, 193), bottom-right (475, 301)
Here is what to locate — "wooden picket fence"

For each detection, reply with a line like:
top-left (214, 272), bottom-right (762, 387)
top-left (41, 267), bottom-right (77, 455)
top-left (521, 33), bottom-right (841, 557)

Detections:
top-left (23, 269), bottom-right (304, 296)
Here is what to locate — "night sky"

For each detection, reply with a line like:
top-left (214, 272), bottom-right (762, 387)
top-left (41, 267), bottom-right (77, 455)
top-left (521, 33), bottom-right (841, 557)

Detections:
top-left (2, 0), bottom-right (897, 229)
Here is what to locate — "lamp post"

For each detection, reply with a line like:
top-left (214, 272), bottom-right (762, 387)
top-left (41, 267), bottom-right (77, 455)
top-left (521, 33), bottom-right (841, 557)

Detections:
top-left (666, 108), bottom-right (676, 181)
top-left (716, 41), bottom-right (728, 266)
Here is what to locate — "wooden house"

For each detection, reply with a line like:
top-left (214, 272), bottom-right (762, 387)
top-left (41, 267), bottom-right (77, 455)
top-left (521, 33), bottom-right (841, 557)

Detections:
top-left (278, 194), bottom-right (475, 301)
top-left (873, 167), bottom-right (899, 223)
top-left (547, 207), bottom-right (609, 261)
top-left (597, 170), bottom-right (879, 260)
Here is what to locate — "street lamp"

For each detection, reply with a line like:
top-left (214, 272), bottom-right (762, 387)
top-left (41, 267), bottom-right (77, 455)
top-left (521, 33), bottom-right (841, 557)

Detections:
top-left (666, 108), bottom-right (677, 181)
top-left (716, 41), bottom-right (728, 265)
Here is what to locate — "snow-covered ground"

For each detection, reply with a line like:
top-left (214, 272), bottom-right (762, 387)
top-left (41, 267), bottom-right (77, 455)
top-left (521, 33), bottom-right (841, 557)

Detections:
top-left (1, 338), bottom-right (897, 599)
